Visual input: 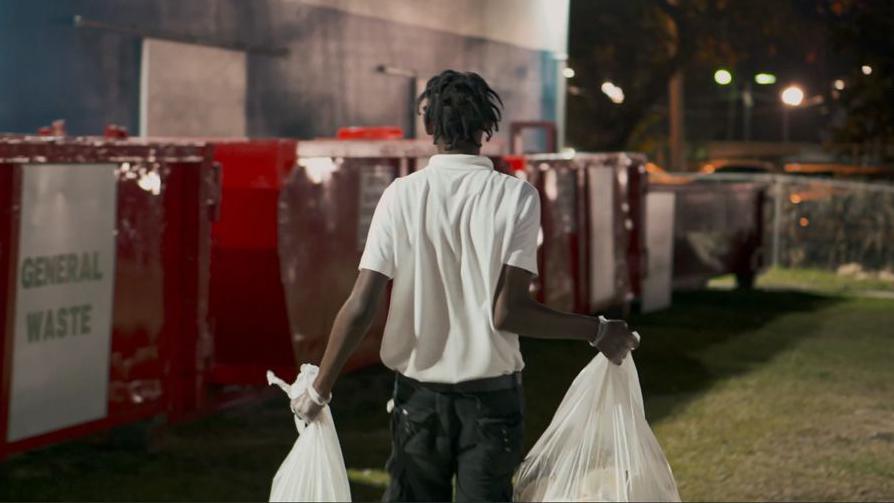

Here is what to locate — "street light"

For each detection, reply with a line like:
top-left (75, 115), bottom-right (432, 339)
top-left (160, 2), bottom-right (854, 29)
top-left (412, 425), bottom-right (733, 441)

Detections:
top-left (754, 73), bottom-right (777, 85)
top-left (780, 85), bottom-right (804, 142)
top-left (600, 81), bottom-right (625, 104)
top-left (562, 67), bottom-right (575, 79)
top-left (862, 65), bottom-right (873, 75)
top-left (781, 85), bottom-right (804, 106)
top-left (833, 79), bottom-right (845, 91)
top-left (714, 69), bottom-right (733, 85)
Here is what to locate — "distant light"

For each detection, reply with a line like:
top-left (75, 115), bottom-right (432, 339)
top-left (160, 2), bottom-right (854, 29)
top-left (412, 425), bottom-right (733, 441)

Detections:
top-left (299, 157), bottom-right (338, 184)
top-left (714, 69), bottom-right (733, 85)
top-left (137, 171), bottom-right (162, 195)
top-left (781, 85), bottom-right (805, 107)
top-left (754, 73), bottom-right (777, 85)
top-left (833, 79), bottom-right (846, 90)
top-left (861, 65), bottom-right (872, 75)
top-left (600, 81), bottom-right (625, 104)
top-left (799, 217), bottom-right (810, 227)
top-left (562, 67), bottom-right (576, 79)
top-left (789, 194), bottom-right (802, 204)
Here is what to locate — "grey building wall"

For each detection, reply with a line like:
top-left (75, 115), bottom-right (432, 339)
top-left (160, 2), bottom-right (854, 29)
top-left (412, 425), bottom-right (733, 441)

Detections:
top-left (0, 0), bottom-right (565, 142)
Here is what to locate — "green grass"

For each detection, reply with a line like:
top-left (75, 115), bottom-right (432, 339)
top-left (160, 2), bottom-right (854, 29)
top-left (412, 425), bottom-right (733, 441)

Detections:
top-left (710, 266), bottom-right (894, 295)
top-left (2, 271), bottom-right (894, 501)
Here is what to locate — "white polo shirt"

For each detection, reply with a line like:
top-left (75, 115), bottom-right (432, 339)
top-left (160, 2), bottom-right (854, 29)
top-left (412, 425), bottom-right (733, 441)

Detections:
top-left (359, 154), bottom-right (541, 383)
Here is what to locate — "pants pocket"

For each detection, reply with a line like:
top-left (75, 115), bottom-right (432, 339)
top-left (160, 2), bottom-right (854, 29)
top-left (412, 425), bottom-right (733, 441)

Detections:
top-left (475, 414), bottom-right (524, 474)
top-left (394, 404), bottom-right (438, 454)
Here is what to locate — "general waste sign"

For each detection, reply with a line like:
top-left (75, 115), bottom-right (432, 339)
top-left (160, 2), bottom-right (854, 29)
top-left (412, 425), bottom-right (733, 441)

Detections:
top-left (7, 164), bottom-right (117, 442)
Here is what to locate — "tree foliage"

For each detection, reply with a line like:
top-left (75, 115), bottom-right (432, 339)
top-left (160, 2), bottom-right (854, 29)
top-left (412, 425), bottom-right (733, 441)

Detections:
top-left (821, 0), bottom-right (894, 150)
top-left (566, 0), bottom-right (822, 151)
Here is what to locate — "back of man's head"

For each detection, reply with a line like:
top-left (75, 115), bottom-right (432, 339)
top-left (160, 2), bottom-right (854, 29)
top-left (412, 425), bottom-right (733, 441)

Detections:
top-left (417, 70), bottom-right (503, 150)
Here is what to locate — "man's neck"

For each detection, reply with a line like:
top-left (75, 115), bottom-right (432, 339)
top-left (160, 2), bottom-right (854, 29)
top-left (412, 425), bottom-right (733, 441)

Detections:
top-left (436, 144), bottom-right (481, 156)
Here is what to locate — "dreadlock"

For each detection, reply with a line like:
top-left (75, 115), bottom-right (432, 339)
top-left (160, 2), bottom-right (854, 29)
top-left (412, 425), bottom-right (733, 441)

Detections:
top-left (416, 70), bottom-right (503, 150)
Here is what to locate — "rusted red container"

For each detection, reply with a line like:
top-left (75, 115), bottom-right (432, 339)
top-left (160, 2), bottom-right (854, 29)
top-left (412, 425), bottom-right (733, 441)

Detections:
top-left (278, 140), bottom-right (430, 369)
top-left (204, 139), bottom-right (299, 385)
top-left (0, 135), bottom-right (217, 459)
top-left (505, 153), bottom-right (648, 316)
top-left (650, 180), bottom-right (766, 289)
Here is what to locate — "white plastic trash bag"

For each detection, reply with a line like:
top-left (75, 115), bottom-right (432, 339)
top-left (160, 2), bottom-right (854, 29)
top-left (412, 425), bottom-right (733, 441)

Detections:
top-left (267, 364), bottom-right (352, 502)
top-left (513, 353), bottom-right (680, 502)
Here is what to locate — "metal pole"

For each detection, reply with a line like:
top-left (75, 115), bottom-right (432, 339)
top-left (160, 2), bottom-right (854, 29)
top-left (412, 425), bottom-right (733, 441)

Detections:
top-left (725, 85), bottom-right (736, 140)
top-left (782, 107), bottom-right (789, 143)
top-left (407, 77), bottom-right (416, 139)
top-left (742, 82), bottom-right (753, 141)
top-left (771, 176), bottom-right (783, 267)
top-left (669, 73), bottom-right (685, 170)
top-left (666, 0), bottom-right (685, 170)
top-left (555, 53), bottom-right (568, 150)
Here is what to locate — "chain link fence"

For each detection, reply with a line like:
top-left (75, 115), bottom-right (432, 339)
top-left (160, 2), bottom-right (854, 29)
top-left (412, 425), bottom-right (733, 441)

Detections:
top-left (670, 173), bottom-right (894, 273)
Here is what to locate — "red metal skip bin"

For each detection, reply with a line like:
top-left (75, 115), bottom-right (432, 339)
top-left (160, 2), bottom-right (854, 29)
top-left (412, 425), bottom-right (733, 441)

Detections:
top-left (0, 135), bottom-right (217, 459)
top-left (205, 139), bottom-right (299, 385)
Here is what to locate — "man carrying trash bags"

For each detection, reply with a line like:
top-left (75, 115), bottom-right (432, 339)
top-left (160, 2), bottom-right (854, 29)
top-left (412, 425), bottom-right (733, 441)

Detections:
top-left (287, 70), bottom-right (675, 502)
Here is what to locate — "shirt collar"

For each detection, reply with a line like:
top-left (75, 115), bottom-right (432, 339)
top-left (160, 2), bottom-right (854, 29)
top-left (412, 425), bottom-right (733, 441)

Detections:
top-left (428, 154), bottom-right (494, 170)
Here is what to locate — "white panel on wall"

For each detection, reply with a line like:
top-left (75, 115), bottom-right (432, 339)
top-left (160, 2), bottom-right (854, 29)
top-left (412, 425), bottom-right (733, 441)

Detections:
top-left (588, 167), bottom-right (615, 311)
top-left (140, 38), bottom-right (247, 137)
top-left (642, 192), bottom-right (675, 313)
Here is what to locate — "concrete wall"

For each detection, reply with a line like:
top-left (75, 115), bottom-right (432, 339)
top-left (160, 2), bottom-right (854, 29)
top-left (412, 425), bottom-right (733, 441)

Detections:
top-left (0, 0), bottom-right (568, 141)
top-left (294, 0), bottom-right (569, 54)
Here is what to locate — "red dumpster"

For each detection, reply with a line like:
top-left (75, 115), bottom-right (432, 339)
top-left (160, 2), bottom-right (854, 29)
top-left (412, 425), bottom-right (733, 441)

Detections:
top-left (505, 153), bottom-right (648, 316)
top-left (278, 139), bottom-right (433, 369)
top-left (0, 135), bottom-right (217, 459)
top-left (203, 139), bottom-right (299, 386)
top-left (205, 129), bottom-right (505, 380)
top-left (649, 179), bottom-right (766, 289)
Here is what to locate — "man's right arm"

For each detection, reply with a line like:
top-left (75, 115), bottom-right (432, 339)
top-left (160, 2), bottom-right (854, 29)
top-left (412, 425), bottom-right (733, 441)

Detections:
top-left (493, 264), bottom-right (638, 364)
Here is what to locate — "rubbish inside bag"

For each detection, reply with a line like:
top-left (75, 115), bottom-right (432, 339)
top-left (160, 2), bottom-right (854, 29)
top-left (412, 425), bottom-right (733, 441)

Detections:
top-left (513, 353), bottom-right (680, 502)
top-left (267, 365), bottom-right (352, 502)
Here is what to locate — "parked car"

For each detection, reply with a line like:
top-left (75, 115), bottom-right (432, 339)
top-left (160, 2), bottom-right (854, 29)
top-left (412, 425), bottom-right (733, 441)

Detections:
top-left (783, 163), bottom-right (894, 182)
top-left (699, 158), bottom-right (778, 175)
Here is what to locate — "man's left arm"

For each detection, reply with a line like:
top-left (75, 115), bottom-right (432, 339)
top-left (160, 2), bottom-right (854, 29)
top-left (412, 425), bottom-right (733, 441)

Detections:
top-left (291, 269), bottom-right (390, 420)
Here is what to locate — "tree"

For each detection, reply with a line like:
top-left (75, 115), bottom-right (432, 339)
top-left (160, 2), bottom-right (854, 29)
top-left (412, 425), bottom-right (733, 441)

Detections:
top-left (822, 0), bottom-right (894, 155)
top-left (566, 0), bottom-right (815, 152)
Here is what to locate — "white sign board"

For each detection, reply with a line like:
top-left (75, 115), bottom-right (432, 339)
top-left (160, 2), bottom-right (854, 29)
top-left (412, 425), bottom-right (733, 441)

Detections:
top-left (7, 164), bottom-right (117, 442)
top-left (641, 192), bottom-right (675, 313)
top-left (588, 167), bottom-right (616, 310)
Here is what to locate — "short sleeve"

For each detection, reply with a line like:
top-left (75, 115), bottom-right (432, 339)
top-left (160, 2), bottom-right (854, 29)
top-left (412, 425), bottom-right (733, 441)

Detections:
top-left (504, 185), bottom-right (541, 276)
top-left (358, 182), bottom-right (397, 278)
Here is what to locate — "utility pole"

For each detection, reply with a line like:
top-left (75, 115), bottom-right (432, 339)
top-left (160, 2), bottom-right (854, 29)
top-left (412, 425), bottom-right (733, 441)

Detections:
top-left (669, 74), bottom-right (685, 171)
top-left (666, 1), bottom-right (685, 171)
top-left (742, 81), bottom-right (753, 141)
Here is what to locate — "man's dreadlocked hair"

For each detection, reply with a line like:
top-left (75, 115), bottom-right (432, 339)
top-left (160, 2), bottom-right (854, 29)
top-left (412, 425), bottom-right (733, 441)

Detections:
top-left (416, 70), bottom-right (503, 149)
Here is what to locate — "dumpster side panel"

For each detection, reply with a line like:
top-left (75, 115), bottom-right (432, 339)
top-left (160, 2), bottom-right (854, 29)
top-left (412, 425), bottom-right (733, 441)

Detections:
top-left (107, 160), bottom-right (169, 423)
top-left (528, 161), bottom-right (583, 311)
top-left (161, 156), bottom-right (214, 419)
top-left (208, 140), bottom-right (296, 384)
top-left (0, 164), bottom-right (20, 456)
top-left (278, 157), bottom-right (400, 370)
top-left (624, 158), bottom-right (648, 300)
top-left (651, 181), bottom-right (767, 289)
top-left (0, 138), bottom-right (214, 458)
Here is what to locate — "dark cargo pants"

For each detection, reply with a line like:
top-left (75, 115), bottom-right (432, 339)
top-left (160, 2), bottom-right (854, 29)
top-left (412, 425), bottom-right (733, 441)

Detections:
top-left (382, 373), bottom-right (525, 502)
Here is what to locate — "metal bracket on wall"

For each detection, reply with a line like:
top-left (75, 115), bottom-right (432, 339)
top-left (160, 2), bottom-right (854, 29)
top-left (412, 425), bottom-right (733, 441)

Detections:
top-left (73, 15), bottom-right (290, 57)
